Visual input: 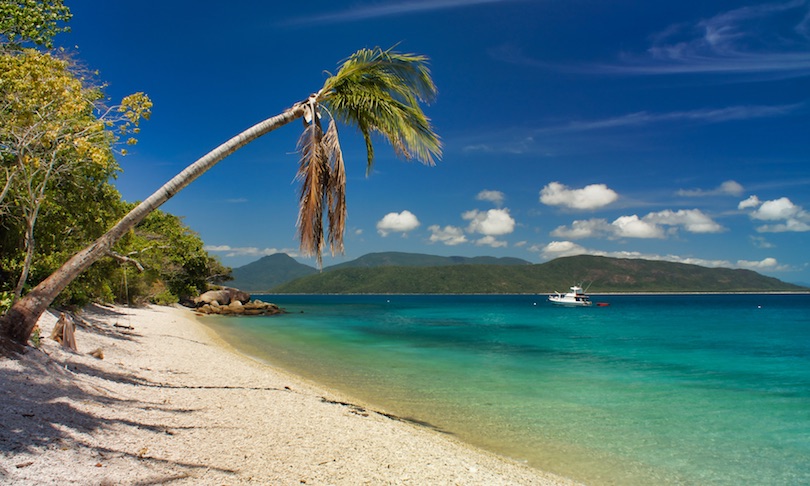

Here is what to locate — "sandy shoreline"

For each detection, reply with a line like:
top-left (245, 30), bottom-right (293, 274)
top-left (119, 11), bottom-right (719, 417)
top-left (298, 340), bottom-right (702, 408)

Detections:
top-left (0, 304), bottom-right (577, 485)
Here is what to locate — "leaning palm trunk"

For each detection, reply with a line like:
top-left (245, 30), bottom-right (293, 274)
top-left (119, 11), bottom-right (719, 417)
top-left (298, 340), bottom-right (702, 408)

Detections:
top-left (0, 102), bottom-right (307, 343)
top-left (1, 47), bottom-right (441, 347)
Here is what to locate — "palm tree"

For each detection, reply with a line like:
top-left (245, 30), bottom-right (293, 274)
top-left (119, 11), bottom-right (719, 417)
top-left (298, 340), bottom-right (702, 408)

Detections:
top-left (0, 47), bottom-right (441, 346)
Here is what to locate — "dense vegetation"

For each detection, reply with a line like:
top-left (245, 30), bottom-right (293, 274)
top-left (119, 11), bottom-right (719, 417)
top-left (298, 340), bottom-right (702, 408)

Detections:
top-left (0, 0), bottom-right (229, 312)
top-left (259, 254), bottom-right (806, 294)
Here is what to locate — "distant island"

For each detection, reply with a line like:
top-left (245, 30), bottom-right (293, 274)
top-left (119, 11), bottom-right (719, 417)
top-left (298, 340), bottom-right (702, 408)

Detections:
top-left (227, 252), bottom-right (808, 294)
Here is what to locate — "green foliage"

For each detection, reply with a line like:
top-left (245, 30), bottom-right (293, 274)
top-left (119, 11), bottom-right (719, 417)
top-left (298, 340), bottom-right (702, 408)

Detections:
top-left (0, 9), bottom-right (222, 307)
top-left (151, 289), bottom-right (179, 306)
top-left (321, 47), bottom-right (441, 170)
top-left (110, 207), bottom-right (231, 304)
top-left (0, 47), bottom-right (152, 297)
top-left (29, 325), bottom-right (40, 347)
top-left (0, 0), bottom-right (71, 49)
top-left (0, 291), bottom-right (12, 314)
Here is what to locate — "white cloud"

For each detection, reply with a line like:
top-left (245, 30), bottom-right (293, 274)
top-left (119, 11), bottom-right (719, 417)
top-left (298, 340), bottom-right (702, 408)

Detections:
top-left (677, 180), bottom-right (744, 197)
top-left (474, 235), bottom-right (508, 248)
top-left (205, 245), bottom-right (232, 252)
top-left (738, 195), bottom-right (761, 209)
top-left (538, 240), bottom-right (589, 258)
top-left (612, 215), bottom-right (666, 238)
top-left (428, 225), bottom-right (468, 246)
top-left (598, 2), bottom-right (810, 79)
top-left (551, 219), bottom-right (612, 239)
top-left (644, 209), bottom-right (725, 233)
top-left (751, 197), bottom-right (803, 220)
top-left (552, 209), bottom-right (723, 240)
top-left (476, 190), bottom-right (505, 206)
top-left (737, 257), bottom-right (781, 270)
top-left (289, 0), bottom-right (513, 26)
top-left (719, 180), bottom-right (745, 196)
top-left (540, 182), bottom-right (618, 210)
top-left (755, 220), bottom-right (810, 233)
top-left (742, 196), bottom-right (810, 232)
top-left (204, 245), bottom-right (298, 258)
top-left (463, 208), bottom-right (516, 236)
top-left (749, 236), bottom-right (774, 249)
top-left (377, 210), bottom-right (420, 236)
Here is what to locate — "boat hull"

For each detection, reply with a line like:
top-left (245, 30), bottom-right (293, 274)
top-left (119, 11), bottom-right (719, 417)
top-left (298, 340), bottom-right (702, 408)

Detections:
top-left (548, 285), bottom-right (593, 306)
top-left (548, 297), bottom-right (592, 307)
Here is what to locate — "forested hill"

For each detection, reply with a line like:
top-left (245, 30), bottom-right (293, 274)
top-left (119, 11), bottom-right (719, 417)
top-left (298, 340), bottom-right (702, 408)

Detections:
top-left (228, 251), bottom-right (531, 291)
top-left (234, 253), bottom-right (807, 294)
top-left (326, 252), bottom-right (531, 269)
top-left (228, 254), bottom-right (318, 292)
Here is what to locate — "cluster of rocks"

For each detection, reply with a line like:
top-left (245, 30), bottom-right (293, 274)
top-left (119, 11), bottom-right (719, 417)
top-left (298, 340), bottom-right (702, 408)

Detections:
top-left (192, 288), bottom-right (285, 316)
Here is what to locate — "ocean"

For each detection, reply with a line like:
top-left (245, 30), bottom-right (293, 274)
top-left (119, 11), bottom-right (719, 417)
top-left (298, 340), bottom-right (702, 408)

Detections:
top-left (202, 294), bottom-right (810, 485)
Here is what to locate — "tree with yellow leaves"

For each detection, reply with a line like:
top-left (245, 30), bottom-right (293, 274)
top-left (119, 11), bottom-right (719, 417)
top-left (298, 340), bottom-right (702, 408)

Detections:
top-left (0, 48), bottom-right (151, 298)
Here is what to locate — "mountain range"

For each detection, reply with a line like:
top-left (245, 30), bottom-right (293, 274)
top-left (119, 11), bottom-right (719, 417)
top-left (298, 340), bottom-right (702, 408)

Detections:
top-left (226, 252), bottom-right (807, 294)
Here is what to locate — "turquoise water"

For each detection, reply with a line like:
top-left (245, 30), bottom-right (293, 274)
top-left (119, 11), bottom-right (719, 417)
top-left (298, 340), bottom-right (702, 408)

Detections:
top-left (203, 294), bottom-right (810, 485)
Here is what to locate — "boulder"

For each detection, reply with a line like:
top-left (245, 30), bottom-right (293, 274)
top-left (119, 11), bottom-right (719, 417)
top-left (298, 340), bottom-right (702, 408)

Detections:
top-left (194, 288), bottom-right (250, 307)
top-left (194, 298), bottom-right (286, 316)
top-left (227, 300), bottom-right (245, 314)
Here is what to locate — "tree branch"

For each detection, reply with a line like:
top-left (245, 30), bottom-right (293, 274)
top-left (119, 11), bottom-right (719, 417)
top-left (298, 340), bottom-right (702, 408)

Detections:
top-left (107, 250), bottom-right (144, 272)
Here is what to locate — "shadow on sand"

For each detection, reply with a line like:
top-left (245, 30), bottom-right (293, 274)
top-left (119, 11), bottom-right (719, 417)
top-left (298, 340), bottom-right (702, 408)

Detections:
top-left (0, 326), bottom-right (235, 483)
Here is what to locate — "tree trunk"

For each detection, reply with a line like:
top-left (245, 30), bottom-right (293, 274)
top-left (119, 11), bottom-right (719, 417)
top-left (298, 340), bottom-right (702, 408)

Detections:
top-left (0, 102), bottom-right (307, 344)
top-left (13, 214), bottom-right (36, 299)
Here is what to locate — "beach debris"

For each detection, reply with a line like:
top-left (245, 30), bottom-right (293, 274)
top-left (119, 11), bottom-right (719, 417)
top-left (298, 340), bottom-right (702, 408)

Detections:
top-left (50, 313), bottom-right (78, 351)
top-left (89, 347), bottom-right (104, 359)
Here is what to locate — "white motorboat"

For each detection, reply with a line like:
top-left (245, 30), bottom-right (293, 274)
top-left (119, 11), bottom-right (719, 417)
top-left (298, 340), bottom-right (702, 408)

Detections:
top-left (548, 285), bottom-right (592, 306)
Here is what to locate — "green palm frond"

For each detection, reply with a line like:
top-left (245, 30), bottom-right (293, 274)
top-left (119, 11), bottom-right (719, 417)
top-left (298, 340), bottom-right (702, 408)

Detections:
top-left (318, 46), bottom-right (442, 173)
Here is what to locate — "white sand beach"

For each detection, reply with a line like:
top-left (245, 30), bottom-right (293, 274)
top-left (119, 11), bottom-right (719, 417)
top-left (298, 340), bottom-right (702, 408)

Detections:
top-left (0, 304), bottom-right (578, 485)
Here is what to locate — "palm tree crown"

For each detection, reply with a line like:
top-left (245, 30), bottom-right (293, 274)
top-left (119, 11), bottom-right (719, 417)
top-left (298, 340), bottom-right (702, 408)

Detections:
top-left (296, 47), bottom-right (441, 265)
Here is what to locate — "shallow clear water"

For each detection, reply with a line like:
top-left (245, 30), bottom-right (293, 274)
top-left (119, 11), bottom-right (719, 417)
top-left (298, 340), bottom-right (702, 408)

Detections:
top-left (204, 294), bottom-right (810, 485)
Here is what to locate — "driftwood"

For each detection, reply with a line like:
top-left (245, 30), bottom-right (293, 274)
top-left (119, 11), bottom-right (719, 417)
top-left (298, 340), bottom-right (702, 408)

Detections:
top-left (50, 313), bottom-right (78, 351)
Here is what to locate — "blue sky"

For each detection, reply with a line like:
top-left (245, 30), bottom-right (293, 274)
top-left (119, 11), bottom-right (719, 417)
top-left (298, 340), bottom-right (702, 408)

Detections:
top-left (64, 1), bottom-right (809, 284)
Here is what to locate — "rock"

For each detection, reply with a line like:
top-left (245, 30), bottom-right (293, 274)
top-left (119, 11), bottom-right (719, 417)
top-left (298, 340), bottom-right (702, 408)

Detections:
top-left (228, 301), bottom-right (245, 314)
top-left (193, 296), bottom-right (286, 316)
top-left (194, 288), bottom-right (250, 307)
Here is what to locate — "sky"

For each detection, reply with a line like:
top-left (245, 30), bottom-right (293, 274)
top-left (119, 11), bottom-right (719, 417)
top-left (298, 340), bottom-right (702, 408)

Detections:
top-left (63, 1), bottom-right (810, 284)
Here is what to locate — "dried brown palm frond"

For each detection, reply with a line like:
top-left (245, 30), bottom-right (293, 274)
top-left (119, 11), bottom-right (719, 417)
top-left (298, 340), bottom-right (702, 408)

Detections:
top-left (323, 118), bottom-right (346, 256)
top-left (295, 101), bottom-right (328, 264)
